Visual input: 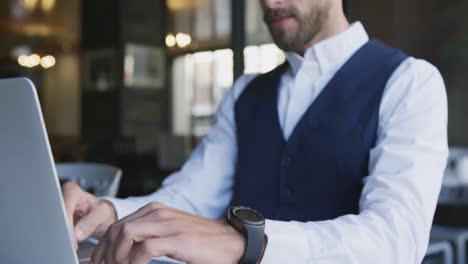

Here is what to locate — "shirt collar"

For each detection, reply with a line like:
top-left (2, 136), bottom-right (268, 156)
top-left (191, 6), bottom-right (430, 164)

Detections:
top-left (285, 21), bottom-right (370, 76)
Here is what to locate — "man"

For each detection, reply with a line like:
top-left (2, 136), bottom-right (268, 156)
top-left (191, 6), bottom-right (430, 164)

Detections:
top-left (62, 0), bottom-right (448, 263)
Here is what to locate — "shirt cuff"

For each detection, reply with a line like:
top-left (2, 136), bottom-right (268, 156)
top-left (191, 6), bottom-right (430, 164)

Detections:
top-left (261, 219), bottom-right (311, 263)
top-left (99, 197), bottom-right (142, 220)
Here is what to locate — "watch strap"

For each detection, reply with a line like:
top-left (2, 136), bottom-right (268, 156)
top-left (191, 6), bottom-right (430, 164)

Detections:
top-left (240, 224), bottom-right (265, 264)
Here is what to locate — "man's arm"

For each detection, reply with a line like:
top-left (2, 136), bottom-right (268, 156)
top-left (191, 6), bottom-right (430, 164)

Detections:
top-left (260, 58), bottom-right (448, 263)
top-left (103, 74), bottom-right (257, 220)
top-left (63, 74), bottom-right (257, 245)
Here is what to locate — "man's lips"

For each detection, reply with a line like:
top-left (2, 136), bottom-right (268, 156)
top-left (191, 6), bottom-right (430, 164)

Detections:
top-left (270, 15), bottom-right (294, 27)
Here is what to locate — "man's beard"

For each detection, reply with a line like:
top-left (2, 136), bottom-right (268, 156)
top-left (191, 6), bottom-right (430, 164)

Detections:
top-left (263, 6), bottom-right (329, 52)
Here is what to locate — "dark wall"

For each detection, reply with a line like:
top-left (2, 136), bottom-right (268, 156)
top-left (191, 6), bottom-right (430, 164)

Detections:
top-left (81, 0), bottom-right (169, 196)
top-left (349, 0), bottom-right (468, 147)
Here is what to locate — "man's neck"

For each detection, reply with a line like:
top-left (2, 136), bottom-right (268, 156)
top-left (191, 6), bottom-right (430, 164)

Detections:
top-left (297, 13), bottom-right (350, 56)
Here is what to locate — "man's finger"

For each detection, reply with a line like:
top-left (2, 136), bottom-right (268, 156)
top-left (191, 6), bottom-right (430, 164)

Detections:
top-left (112, 202), bottom-right (167, 229)
top-left (130, 237), bottom-right (182, 264)
top-left (74, 206), bottom-right (104, 242)
top-left (113, 219), bottom-right (180, 262)
top-left (61, 183), bottom-right (80, 247)
top-left (62, 186), bottom-right (79, 224)
top-left (92, 203), bottom-right (179, 264)
top-left (91, 230), bottom-right (110, 264)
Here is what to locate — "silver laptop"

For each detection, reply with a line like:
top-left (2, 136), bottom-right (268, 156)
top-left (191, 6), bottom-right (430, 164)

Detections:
top-left (0, 78), bottom-right (179, 264)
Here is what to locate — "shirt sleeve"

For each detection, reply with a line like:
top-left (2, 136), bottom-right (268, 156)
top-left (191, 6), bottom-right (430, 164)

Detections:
top-left (103, 74), bottom-right (257, 220)
top-left (260, 58), bottom-right (448, 263)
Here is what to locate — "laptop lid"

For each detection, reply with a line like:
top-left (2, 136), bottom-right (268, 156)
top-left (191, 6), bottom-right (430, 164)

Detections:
top-left (0, 78), bottom-right (78, 263)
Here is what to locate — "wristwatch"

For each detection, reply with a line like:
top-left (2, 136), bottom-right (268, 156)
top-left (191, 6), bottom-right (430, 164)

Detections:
top-left (227, 206), bottom-right (266, 264)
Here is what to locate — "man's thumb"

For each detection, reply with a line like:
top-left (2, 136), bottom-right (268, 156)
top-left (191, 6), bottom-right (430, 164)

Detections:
top-left (74, 208), bottom-right (102, 242)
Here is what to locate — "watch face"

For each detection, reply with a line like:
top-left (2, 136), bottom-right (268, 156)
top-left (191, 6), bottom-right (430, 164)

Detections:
top-left (233, 207), bottom-right (264, 224)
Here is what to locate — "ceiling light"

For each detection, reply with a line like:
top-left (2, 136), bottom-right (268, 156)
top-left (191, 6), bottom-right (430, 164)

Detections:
top-left (18, 55), bottom-right (29, 67)
top-left (165, 34), bottom-right (176, 48)
top-left (167, 0), bottom-right (196, 11)
top-left (41, 0), bottom-right (56, 13)
top-left (21, 0), bottom-right (39, 12)
top-left (176, 33), bottom-right (191, 48)
top-left (29, 54), bottom-right (41, 67)
top-left (40, 55), bottom-right (56, 68)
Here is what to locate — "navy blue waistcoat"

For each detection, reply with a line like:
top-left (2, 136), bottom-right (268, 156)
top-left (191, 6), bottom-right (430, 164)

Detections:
top-left (233, 39), bottom-right (407, 222)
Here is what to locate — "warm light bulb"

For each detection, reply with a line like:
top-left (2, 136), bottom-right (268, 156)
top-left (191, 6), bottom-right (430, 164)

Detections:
top-left (165, 34), bottom-right (176, 48)
top-left (176, 33), bottom-right (191, 48)
top-left (18, 55), bottom-right (29, 67)
top-left (21, 0), bottom-right (39, 12)
top-left (40, 55), bottom-right (56, 68)
top-left (29, 54), bottom-right (41, 67)
top-left (41, 0), bottom-right (56, 13)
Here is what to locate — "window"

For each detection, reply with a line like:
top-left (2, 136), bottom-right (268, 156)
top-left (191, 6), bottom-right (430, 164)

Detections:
top-left (172, 49), bottom-right (233, 136)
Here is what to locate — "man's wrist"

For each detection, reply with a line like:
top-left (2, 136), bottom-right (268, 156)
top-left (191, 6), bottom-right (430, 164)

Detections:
top-left (99, 200), bottom-right (118, 222)
top-left (227, 206), bottom-right (266, 264)
top-left (219, 221), bottom-right (247, 263)
top-left (88, 200), bottom-right (118, 237)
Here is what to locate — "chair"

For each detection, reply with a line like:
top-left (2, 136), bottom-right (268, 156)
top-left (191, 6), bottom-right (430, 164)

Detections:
top-left (430, 225), bottom-right (468, 264)
top-left (444, 147), bottom-right (468, 183)
top-left (56, 162), bottom-right (122, 197)
top-left (423, 239), bottom-right (454, 264)
top-left (436, 147), bottom-right (468, 226)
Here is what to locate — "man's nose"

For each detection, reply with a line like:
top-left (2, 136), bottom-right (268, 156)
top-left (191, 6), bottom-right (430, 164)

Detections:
top-left (261, 0), bottom-right (287, 10)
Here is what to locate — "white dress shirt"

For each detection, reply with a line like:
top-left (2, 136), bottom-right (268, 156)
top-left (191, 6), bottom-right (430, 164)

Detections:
top-left (105, 22), bottom-right (448, 263)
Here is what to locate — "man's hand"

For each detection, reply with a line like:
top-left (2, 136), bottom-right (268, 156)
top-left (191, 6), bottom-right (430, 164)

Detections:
top-left (91, 202), bottom-right (246, 264)
top-left (61, 181), bottom-right (117, 249)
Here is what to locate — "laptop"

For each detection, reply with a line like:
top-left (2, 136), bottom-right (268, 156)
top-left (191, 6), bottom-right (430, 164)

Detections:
top-left (0, 78), bottom-right (180, 263)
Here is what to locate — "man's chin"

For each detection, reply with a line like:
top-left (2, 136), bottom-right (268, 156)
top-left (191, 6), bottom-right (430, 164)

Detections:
top-left (271, 33), bottom-right (299, 51)
top-left (270, 20), bottom-right (297, 33)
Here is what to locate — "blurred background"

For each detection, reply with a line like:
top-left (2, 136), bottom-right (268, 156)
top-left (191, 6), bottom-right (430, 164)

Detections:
top-left (0, 0), bottom-right (466, 199)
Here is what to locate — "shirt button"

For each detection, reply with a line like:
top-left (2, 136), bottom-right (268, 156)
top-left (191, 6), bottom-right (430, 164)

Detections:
top-left (286, 186), bottom-right (294, 196)
top-left (282, 157), bottom-right (292, 168)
